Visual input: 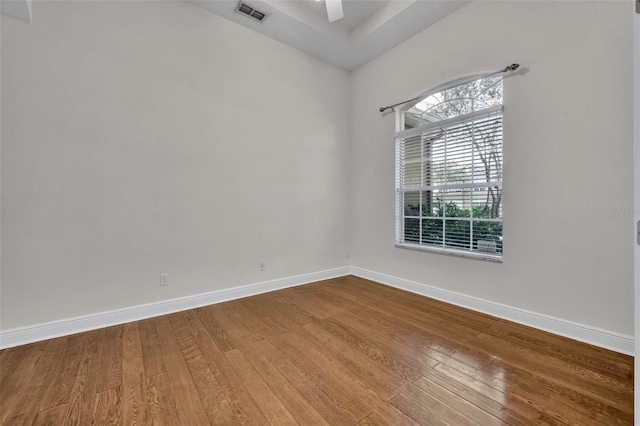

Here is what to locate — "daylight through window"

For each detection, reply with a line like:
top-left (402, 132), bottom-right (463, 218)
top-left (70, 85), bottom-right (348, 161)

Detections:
top-left (395, 75), bottom-right (503, 260)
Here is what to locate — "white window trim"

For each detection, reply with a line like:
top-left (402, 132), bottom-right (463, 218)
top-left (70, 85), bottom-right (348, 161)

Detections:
top-left (394, 81), bottom-right (504, 262)
top-left (395, 242), bottom-right (503, 262)
top-left (395, 105), bottom-right (502, 140)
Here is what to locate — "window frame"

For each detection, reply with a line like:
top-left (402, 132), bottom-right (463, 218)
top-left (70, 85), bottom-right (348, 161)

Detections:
top-left (394, 74), bottom-right (504, 262)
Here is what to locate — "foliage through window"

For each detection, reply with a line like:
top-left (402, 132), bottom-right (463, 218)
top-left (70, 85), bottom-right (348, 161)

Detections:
top-left (395, 74), bottom-right (503, 260)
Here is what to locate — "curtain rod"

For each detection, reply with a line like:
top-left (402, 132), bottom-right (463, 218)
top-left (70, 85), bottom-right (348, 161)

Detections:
top-left (378, 63), bottom-right (520, 114)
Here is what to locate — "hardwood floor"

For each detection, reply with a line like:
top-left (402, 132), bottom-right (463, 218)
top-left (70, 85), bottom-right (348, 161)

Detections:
top-left (0, 275), bottom-right (634, 425)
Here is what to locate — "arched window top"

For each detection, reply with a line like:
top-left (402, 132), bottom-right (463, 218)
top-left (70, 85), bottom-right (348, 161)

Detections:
top-left (402, 74), bottom-right (503, 130)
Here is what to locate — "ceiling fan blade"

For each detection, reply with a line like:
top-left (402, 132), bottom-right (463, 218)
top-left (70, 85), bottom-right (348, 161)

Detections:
top-left (325, 0), bottom-right (344, 23)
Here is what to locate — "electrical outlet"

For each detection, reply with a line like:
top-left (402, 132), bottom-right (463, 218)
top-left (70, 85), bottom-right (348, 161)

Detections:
top-left (346, 249), bottom-right (351, 258)
top-left (259, 260), bottom-right (265, 271)
top-left (160, 273), bottom-right (169, 286)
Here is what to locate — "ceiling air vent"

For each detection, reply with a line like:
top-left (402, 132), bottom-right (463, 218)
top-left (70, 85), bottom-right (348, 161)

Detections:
top-left (235, 1), bottom-right (268, 23)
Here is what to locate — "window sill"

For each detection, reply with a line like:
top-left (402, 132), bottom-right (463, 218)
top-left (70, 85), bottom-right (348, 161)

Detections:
top-left (395, 243), bottom-right (503, 263)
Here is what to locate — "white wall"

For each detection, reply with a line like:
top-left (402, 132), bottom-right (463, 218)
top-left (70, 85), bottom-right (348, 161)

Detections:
top-left (350, 1), bottom-right (634, 336)
top-left (0, 11), bottom-right (3, 330)
top-left (0, 1), bottom-right (350, 329)
top-left (633, 0), bottom-right (639, 419)
top-left (1, 0), bottom-right (634, 343)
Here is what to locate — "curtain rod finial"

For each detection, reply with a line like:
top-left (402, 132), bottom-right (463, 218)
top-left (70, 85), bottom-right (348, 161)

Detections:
top-left (506, 63), bottom-right (520, 72)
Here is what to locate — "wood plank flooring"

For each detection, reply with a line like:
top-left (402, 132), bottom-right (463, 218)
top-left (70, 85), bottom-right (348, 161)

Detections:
top-left (0, 275), bottom-right (634, 425)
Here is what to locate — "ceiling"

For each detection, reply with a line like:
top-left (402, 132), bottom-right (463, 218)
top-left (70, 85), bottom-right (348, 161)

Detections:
top-left (295, 0), bottom-right (391, 33)
top-left (192, 0), bottom-right (469, 71)
top-left (0, 0), bottom-right (469, 72)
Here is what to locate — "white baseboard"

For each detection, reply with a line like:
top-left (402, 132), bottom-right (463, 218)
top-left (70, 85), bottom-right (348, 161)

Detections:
top-left (0, 266), bottom-right (350, 350)
top-left (351, 267), bottom-right (635, 356)
top-left (1, 265), bottom-right (633, 356)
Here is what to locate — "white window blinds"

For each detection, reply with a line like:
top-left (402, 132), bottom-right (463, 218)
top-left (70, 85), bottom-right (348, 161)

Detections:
top-left (395, 105), bottom-right (503, 259)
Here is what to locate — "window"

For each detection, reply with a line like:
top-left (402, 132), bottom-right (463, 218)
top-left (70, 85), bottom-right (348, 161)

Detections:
top-left (395, 74), bottom-right (503, 261)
